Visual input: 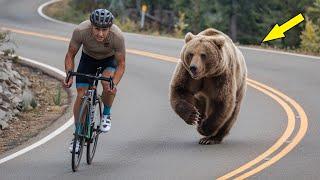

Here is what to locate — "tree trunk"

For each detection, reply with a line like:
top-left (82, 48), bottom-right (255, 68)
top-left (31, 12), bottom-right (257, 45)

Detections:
top-left (230, 0), bottom-right (237, 42)
top-left (154, 2), bottom-right (162, 31)
top-left (193, 0), bottom-right (201, 33)
top-left (136, 0), bottom-right (141, 11)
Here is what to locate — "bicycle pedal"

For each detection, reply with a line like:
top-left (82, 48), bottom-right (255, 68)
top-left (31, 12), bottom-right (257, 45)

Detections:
top-left (72, 149), bottom-right (81, 154)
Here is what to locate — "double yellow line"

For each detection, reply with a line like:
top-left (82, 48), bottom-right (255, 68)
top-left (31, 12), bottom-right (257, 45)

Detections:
top-left (218, 79), bottom-right (307, 179)
top-left (2, 27), bottom-right (308, 179)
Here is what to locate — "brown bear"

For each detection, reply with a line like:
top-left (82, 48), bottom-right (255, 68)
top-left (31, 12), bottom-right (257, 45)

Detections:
top-left (169, 28), bottom-right (247, 145)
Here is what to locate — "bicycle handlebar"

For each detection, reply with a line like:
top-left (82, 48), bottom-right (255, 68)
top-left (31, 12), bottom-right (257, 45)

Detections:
top-left (65, 71), bottom-right (114, 89)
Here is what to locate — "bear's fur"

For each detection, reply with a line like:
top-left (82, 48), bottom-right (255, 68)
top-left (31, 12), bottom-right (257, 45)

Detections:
top-left (169, 28), bottom-right (247, 145)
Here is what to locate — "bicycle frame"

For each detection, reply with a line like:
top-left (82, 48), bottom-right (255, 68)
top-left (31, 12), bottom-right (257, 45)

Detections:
top-left (79, 68), bottom-right (102, 139)
top-left (66, 67), bottom-right (113, 138)
top-left (68, 67), bottom-right (113, 171)
top-left (81, 90), bottom-right (95, 139)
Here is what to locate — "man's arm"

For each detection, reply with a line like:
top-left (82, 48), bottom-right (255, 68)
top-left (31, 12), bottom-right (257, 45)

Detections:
top-left (65, 44), bottom-right (80, 74)
top-left (112, 51), bottom-right (125, 85)
top-left (65, 27), bottom-right (81, 74)
top-left (63, 44), bottom-right (80, 88)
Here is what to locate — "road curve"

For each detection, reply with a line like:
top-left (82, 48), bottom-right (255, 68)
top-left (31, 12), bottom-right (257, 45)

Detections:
top-left (0, 0), bottom-right (319, 179)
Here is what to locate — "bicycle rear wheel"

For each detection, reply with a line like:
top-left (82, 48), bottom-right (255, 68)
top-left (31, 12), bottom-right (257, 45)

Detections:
top-left (72, 99), bottom-right (89, 172)
top-left (86, 98), bottom-right (102, 164)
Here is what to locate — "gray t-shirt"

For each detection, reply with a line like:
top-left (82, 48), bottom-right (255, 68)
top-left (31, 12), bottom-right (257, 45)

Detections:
top-left (70, 20), bottom-right (125, 60)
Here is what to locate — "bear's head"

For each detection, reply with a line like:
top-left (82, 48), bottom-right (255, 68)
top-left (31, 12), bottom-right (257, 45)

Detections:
top-left (181, 32), bottom-right (227, 79)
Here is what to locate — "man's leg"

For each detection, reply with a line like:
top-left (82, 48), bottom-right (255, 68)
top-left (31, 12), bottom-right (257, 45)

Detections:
top-left (69, 85), bottom-right (88, 153)
top-left (73, 85), bottom-right (89, 132)
top-left (73, 52), bottom-right (96, 132)
top-left (100, 68), bottom-right (116, 132)
top-left (102, 68), bottom-right (116, 113)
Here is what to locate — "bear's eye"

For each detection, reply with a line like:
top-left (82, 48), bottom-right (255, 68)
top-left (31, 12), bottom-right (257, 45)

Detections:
top-left (187, 53), bottom-right (194, 60)
top-left (201, 53), bottom-right (206, 60)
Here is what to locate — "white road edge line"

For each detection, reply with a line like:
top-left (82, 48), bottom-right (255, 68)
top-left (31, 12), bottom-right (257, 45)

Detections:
top-left (0, 55), bottom-right (74, 165)
top-left (240, 46), bottom-right (320, 60)
top-left (37, 0), bottom-right (72, 26)
top-left (38, 0), bottom-right (320, 60)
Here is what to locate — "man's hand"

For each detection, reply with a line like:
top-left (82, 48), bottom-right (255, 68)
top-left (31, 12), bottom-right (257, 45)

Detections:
top-left (63, 77), bottom-right (73, 88)
top-left (105, 81), bottom-right (117, 93)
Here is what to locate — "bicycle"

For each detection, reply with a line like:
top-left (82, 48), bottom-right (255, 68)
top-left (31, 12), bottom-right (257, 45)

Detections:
top-left (65, 67), bottom-right (114, 172)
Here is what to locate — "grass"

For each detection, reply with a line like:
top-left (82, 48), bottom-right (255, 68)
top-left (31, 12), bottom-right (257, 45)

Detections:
top-left (43, 0), bottom-right (87, 24)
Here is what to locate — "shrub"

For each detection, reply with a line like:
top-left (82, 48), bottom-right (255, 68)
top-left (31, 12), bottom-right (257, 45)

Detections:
top-left (300, 17), bottom-right (320, 54)
top-left (53, 85), bottom-right (62, 106)
top-left (30, 98), bottom-right (37, 109)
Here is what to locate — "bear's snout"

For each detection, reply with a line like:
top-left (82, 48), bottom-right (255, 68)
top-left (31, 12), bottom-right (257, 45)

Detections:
top-left (189, 65), bottom-right (198, 76)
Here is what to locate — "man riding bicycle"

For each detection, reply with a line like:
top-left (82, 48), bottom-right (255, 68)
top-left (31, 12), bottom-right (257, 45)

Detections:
top-left (64, 9), bottom-right (126, 152)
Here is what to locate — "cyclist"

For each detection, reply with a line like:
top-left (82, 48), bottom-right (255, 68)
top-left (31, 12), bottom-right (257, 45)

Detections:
top-left (63, 9), bottom-right (126, 152)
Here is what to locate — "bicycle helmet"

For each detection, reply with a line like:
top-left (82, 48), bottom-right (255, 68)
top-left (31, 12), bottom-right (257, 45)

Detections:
top-left (90, 9), bottom-right (114, 28)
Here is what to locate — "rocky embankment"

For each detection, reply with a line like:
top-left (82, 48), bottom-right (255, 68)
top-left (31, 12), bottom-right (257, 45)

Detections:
top-left (0, 55), bottom-right (70, 153)
top-left (0, 56), bottom-right (29, 131)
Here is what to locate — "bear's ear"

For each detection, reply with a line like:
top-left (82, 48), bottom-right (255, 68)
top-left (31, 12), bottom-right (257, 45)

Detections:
top-left (185, 32), bottom-right (195, 43)
top-left (199, 28), bottom-right (220, 36)
top-left (208, 36), bottom-right (225, 49)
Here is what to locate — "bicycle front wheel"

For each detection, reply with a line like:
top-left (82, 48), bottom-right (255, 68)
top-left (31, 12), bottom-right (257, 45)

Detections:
top-left (86, 98), bottom-right (102, 165)
top-left (72, 98), bottom-right (89, 172)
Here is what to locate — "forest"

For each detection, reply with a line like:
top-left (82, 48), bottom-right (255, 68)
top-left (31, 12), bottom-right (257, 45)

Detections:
top-left (50, 0), bottom-right (320, 54)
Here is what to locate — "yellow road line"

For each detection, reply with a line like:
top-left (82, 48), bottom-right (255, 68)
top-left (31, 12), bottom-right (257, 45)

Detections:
top-left (2, 26), bottom-right (308, 179)
top-left (232, 80), bottom-right (308, 179)
top-left (2, 27), bottom-right (70, 42)
top-left (1, 27), bottom-right (180, 63)
top-left (217, 81), bottom-right (296, 180)
top-left (126, 49), bottom-right (179, 63)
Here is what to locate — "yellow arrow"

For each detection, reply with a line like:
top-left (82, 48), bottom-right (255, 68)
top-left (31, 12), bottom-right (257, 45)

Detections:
top-left (263, 13), bottom-right (304, 42)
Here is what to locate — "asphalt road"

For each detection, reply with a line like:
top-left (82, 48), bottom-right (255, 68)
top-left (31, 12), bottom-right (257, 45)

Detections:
top-left (0, 1), bottom-right (319, 179)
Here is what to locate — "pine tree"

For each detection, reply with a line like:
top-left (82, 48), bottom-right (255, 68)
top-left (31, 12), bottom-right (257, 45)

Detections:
top-left (307, 0), bottom-right (320, 24)
top-left (300, 18), bottom-right (320, 53)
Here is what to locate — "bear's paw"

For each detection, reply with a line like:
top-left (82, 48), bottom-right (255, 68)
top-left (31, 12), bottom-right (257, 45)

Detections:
top-left (176, 100), bottom-right (201, 125)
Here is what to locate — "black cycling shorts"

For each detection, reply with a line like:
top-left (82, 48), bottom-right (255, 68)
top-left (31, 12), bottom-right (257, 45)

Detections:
top-left (76, 52), bottom-right (117, 88)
